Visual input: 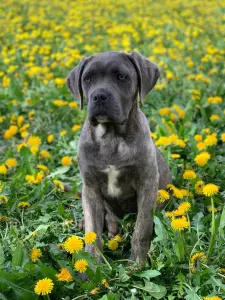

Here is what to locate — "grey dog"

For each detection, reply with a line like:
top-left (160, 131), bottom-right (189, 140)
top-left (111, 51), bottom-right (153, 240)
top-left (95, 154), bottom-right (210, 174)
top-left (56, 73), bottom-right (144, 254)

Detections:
top-left (66, 51), bottom-right (171, 263)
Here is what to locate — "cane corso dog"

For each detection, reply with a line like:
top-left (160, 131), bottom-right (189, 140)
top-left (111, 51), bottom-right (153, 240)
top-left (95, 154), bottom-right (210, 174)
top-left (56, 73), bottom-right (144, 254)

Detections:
top-left (66, 51), bottom-right (171, 263)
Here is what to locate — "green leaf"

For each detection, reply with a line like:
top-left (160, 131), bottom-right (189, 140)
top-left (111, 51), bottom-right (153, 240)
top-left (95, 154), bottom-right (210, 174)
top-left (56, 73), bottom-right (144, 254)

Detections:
top-left (12, 244), bottom-right (24, 267)
top-left (47, 166), bottom-right (70, 178)
top-left (133, 279), bottom-right (167, 299)
top-left (58, 203), bottom-right (66, 217)
top-left (219, 205), bottom-right (225, 237)
top-left (19, 146), bottom-right (34, 174)
top-left (153, 216), bottom-right (167, 241)
top-left (0, 245), bottom-right (5, 269)
top-left (135, 270), bottom-right (161, 280)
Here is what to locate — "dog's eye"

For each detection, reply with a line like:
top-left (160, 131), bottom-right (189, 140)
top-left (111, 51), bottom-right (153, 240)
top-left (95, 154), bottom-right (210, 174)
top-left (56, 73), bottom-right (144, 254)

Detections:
top-left (118, 74), bottom-right (126, 81)
top-left (84, 76), bottom-right (91, 83)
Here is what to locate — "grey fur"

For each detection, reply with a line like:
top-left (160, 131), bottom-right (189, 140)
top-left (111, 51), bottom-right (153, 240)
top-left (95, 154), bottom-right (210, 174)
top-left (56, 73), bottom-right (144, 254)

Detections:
top-left (66, 51), bottom-right (171, 263)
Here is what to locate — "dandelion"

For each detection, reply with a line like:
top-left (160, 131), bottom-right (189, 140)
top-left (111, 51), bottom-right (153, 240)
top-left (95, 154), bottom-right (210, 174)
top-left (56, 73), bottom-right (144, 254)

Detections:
top-left (202, 184), bottom-right (219, 197)
top-left (108, 239), bottom-right (119, 250)
top-left (18, 202), bottom-right (30, 208)
top-left (221, 133), bottom-right (225, 142)
top-left (61, 156), bottom-right (72, 166)
top-left (210, 114), bottom-right (220, 121)
top-left (72, 124), bottom-right (81, 132)
top-left (31, 248), bottom-right (42, 262)
top-left (102, 279), bottom-right (109, 288)
top-left (69, 102), bottom-right (78, 109)
top-left (63, 235), bottom-right (83, 254)
top-left (157, 189), bottom-right (170, 203)
top-left (56, 268), bottom-right (73, 282)
top-left (5, 158), bottom-right (17, 168)
top-left (0, 196), bottom-right (8, 204)
top-left (74, 259), bottom-right (88, 273)
top-left (114, 235), bottom-right (122, 243)
top-left (37, 164), bottom-right (49, 174)
top-left (203, 297), bottom-right (222, 300)
top-left (34, 278), bottom-right (54, 296)
top-left (167, 184), bottom-right (184, 199)
top-left (0, 164), bottom-right (7, 175)
top-left (190, 252), bottom-right (207, 272)
top-left (194, 135), bottom-right (202, 141)
top-left (204, 133), bottom-right (217, 146)
top-left (84, 232), bottom-right (97, 244)
top-left (27, 135), bottom-right (41, 147)
top-left (208, 207), bottom-right (217, 213)
top-left (53, 180), bottom-right (64, 191)
top-left (47, 134), bottom-right (54, 143)
top-left (196, 141), bottom-right (206, 151)
top-left (171, 153), bottom-right (180, 159)
top-left (174, 202), bottom-right (191, 216)
top-left (171, 216), bottom-right (190, 231)
top-left (183, 170), bottom-right (196, 180)
top-left (194, 152), bottom-right (211, 166)
top-left (91, 288), bottom-right (100, 294)
top-left (195, 180), bottom-right (204, 195)
top-left (40, 150), bottom-right (50, 159)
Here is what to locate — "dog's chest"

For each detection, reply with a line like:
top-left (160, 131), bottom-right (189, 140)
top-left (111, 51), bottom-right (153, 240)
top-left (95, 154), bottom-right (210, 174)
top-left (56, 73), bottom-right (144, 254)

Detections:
top-left (103, 165), bottom-right (121, 197)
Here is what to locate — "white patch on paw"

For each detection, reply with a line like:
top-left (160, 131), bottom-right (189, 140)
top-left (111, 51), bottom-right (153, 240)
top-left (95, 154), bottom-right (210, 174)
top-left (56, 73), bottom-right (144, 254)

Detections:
top-left (106, 165), bottom-right (121, 197)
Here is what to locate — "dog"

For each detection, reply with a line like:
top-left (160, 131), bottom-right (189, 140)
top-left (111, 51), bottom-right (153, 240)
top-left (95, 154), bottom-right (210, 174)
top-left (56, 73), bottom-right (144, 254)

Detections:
top-left (66, 51), bottom-right (171, 263)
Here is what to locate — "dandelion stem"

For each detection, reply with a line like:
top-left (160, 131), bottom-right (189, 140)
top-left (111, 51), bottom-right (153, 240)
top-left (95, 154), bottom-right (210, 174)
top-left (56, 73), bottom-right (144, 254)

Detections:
top-left (207, 196), bottom-right (216, 256)
top-left (46, 295), bottom-right (51, 300)
top-left (94, 244), bottom-right (112, 271)
top-left (21, 209), bottom-right (24, 227)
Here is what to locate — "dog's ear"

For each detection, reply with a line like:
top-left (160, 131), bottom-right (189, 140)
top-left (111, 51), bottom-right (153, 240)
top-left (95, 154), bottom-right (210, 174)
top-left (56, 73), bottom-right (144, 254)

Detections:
top-left (126, 51), bottom-right (160, 104)
top-left (66, 57), bottom-right (92, 110)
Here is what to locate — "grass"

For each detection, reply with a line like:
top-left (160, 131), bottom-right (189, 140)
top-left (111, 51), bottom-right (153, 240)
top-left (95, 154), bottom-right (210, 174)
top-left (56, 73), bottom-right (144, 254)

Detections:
top-left (0, 0), bottom-right (225, 299)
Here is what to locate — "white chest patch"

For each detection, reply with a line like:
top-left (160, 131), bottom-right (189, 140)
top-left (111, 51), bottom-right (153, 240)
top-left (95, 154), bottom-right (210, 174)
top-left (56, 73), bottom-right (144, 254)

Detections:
top-left (95, 124), bottom-right (106, 142)
top-left (105, 165), bottom-right (121, 197)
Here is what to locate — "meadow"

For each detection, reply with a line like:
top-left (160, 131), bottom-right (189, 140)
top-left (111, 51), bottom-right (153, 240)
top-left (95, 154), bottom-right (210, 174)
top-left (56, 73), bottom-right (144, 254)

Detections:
top-left (0, 0), bottom-right (225, 299)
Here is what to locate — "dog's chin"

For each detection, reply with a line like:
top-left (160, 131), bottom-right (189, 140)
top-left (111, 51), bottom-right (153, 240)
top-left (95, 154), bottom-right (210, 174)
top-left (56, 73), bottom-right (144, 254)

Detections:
top-left (89, 115), bottom-right (127, 126)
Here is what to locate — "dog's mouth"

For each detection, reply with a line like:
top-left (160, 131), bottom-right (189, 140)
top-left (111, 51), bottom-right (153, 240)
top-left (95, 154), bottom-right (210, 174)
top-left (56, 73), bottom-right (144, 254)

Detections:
top-left (90, 114), bottom-right (127, 126)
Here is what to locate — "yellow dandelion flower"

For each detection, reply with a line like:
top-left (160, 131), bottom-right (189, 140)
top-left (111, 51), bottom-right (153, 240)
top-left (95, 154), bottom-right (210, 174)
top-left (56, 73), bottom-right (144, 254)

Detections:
top-left (31, 248), bottom-right (42, 262)
top-left (194, 152), bottom-right (211, 167)
top-left (47, 134), bottom-right (54, 143)
top-left (0, 164), bottom-right (7, 175)
top-left (72, 124), bottom-right (81, 132)
top-left (204, 133), bottom-right (217, 146)
top-left (108, 239), bottom-right (119, 250)
top-left (203, 296), bottom-right (222, 300)
top-left (221, 133), bottom-right (225, 142)
top-left (157, 189), bottom-right (170, 203)
top-left (208, 207), bottom-right (217, 213)
top-left (4, 125), bottom-right (18, 139)
top-left (171, 216), bottom-right (190, 231)
top-left (60, 130), bottom-right (67, 136)
top-left (155, 136), bottom-right (171, 147)
top-left (183, 170), bottom-right (196, 180)
top-left (68, 102), bottom-right (78, 109)
top-left (210, 114), bottom-right (220, 121)
top-left (18, 202), bottom-right (30, 208)
top-left (5, 158), bottom-right (17, 168)
top-left (167, 184), bottom-right (184, 199)
top-left (40, 150), bottom-right (50, 159)
top-left (174, 202), bottom-right (191, 216)
top-left (61, 156), bottom-right (72, 166)
top-left (202, 184), bottom-right (219, 197)
top-left (34, 278), bottom-right (54, 295)
top-left (64, 220), bottom-right (73, 226)
top-left (159, 107), bottom-right (170, 116)
top-left (56, 268), bottom-right (73, 282)
top-left (102, 279), bottom-right (109, 288)
top-left (165, 211), bottom-right (174, 218)
top-left (74, 259), bottom-right (88, 273)
top-left (53, 180), bottom-right (64, 191)
top-left (207, 96), bottom-right (222, 104)
top-left (64, 236), bottom-right (83, 254)
top-left (0, 196), bottom-right (8, 204)
top-left (91, 288), bottom-right (100, 294)
top-left (114, 235), bottom-right (122, 243)
top-left (37, 164), bottom-right (49, 174)
top-left (84, 232), bottom-right (97, 244)
top-left (26, 175), bottom-right (36, 184)
top-left (27, 135), bottom-right (41, 147)
top-left (194, 135), bottom-right (202, 142)
top-left (53, 99), bottom-right (67, 106)
top-left (171, 153), bottom-right (180, 159)
top-left (195, 181), bottom-right (204, 195)
top-left (196, 141), bottom-right (206, 151)
top-left (190, 251), bottom-right (207, 272)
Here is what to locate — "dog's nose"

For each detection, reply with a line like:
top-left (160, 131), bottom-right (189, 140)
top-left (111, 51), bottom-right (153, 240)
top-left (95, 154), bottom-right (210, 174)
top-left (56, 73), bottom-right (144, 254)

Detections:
top-left (93, 91), bottom-right (108, 102)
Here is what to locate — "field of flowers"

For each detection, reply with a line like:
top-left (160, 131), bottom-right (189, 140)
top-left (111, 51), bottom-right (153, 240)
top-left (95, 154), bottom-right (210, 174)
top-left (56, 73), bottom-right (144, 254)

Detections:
top-left (0, 0), bottom-right (225, 299)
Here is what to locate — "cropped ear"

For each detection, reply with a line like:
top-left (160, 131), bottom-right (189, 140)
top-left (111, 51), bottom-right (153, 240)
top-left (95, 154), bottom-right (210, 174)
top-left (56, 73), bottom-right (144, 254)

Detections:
top-left (126, 51), bottom-right (160, 104)
top-left (66, 57), bottom-right (92, 110)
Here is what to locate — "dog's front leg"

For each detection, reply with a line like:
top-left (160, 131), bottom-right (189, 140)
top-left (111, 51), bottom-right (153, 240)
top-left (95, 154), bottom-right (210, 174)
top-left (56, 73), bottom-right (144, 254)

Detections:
top-left (130, 171), bottom-right (159, 263)
top-left (82, 185), bottom-right (104, 259)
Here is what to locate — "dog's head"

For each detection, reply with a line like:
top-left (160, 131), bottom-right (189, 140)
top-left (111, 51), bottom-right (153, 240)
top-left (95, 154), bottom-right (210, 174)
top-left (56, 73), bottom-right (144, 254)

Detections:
top-left (66, 51), bottom-right (160, 126)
